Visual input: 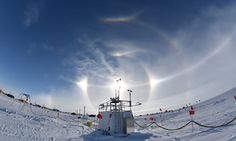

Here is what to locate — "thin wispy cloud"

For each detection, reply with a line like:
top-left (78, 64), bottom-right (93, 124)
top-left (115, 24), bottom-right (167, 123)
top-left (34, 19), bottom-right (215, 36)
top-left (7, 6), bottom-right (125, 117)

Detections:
top-left (2, 1), bottom-right (236, 114)
top-left (100, 16), bottom-right (136, 24)
top-left (99, 11), bottom-right (143, 24)
top-left (61, 2), bottom-right (236, 114)
top-left (24, 2), bottom-right (41, 27)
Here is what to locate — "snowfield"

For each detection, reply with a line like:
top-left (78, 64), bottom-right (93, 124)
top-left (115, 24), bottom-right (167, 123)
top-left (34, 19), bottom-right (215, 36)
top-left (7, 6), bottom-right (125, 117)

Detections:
top-left (0, 87), bottom-right (236, 141)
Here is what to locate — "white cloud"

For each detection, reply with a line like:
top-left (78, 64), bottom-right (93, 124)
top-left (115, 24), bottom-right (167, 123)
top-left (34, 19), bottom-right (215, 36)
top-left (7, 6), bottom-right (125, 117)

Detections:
top-left (24, 2), bottom-right (41, 27)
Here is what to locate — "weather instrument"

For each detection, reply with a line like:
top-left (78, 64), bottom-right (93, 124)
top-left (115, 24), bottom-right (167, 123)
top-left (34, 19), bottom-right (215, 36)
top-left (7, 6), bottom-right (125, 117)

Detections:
top-left (97, 79), bottom-right (141, 135)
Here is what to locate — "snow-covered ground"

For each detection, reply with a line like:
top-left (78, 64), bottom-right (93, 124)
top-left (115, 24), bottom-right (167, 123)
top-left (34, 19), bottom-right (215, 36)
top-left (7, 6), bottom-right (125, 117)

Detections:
top-left (0, 87), bottom-right (236, 141)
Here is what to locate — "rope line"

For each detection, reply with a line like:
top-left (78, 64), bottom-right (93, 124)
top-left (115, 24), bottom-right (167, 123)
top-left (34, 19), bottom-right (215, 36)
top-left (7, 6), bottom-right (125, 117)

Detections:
top-left (192, 116), bottom-right (236, 128)
top-left (134, 116), bottom-right (236, 131)
top-left (134, 120), bottom-right (155, 129)
top-left (153, 121), bottom-right (192, 131)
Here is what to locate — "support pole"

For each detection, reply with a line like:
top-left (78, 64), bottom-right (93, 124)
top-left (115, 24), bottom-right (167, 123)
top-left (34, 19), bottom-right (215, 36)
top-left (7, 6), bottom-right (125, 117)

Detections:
top-left (116, 78), bottom-right (121, 99)
top-left (129, 92), bottom-right (131, 111)
top-left (190, 115), bottom-right (194, 132)
top-left (128, 89), bottom-right (132, 111)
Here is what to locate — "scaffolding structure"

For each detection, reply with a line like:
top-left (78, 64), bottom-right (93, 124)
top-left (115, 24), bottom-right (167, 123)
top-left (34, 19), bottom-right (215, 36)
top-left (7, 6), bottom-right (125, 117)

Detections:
top-left (97, 79), bottom-right (140, 135)
top-left (98, 97), bottom-right (135, 135)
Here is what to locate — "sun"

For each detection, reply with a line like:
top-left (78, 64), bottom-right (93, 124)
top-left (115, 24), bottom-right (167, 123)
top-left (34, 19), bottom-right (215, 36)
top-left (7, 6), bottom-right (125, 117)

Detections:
top-left (76, 78), bottom-right (88, 93)
top-left (149, 78), bottom-right (161, 88)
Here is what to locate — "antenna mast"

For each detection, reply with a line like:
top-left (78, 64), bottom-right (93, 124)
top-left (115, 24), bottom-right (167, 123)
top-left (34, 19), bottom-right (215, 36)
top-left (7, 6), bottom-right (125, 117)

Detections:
top-left (116, 78), bottom-right (121, 99)
top-left (127, 89), bottom-right (132, 111)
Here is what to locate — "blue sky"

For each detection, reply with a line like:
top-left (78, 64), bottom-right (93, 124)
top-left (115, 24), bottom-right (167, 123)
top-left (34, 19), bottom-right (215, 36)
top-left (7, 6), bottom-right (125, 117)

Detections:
top-left (1, 0), bottom-right (236, 114)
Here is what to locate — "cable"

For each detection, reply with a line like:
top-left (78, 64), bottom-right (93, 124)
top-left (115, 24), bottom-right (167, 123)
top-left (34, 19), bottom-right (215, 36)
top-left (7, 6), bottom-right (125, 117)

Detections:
top-left (134, 120), bottom-right (155, 129)
top-left (153, 121), bottom-right (192, 131)
top-left (134, 116), bottom-right (236, 131)
top-left (192, 116), bottom-right (236, 128)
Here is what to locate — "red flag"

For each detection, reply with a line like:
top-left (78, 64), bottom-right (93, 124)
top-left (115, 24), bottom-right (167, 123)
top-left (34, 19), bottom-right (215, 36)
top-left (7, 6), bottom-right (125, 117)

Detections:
top-left (97, 113), bottom-right (102, 119)
top-left (189, 110), bottom-right (195, 115)
top-left (149, 117), bottom-right (154, 121)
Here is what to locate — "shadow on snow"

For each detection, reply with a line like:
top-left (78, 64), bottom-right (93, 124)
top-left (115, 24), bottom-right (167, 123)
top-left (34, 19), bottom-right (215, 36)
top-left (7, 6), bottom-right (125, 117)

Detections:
top-left (83, 130), bottom-right (153, 141)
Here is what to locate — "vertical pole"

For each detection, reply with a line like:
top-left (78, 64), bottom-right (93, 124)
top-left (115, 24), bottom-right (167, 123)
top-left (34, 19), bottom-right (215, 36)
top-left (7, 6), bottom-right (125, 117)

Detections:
top-left (128, 89), bottom-right (132, 111)
top-left (117, 80), bottom-right (119, 99)
top-left (115, 82), bottom-right (117, 98)
top-left (116, 78), bottom-right (121, 99)
top-left (160, 114), bottom-right (162, 126)
top-left (129, 92), bottom-right (131, 111)
top-left (191, 115), bottom-right (194, 132)
top-left (116, 80), bottom-right (118, 99)
top-left (84, 106), bottom-right (86, 116)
